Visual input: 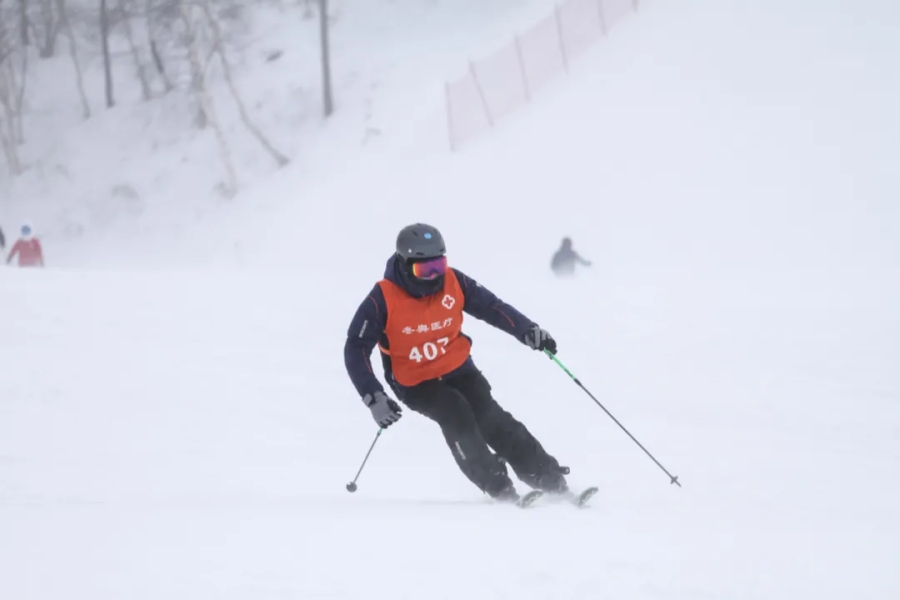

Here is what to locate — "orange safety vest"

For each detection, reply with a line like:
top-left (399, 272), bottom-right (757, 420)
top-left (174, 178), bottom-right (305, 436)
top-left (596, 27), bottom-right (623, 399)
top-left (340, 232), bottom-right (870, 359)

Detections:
top-left (378, 269), bottom-right (471, 387)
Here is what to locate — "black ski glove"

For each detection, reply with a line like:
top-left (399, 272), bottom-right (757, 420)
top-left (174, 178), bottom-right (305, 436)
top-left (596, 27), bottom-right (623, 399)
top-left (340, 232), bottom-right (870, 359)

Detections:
top-left (522, 325), bottom-right (557, 355)
top-left (363, 391), bottom-right (402, 428)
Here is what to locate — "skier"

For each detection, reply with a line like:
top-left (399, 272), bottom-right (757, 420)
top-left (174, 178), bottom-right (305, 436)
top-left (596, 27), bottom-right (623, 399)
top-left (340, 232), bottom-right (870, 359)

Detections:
top-left (344, 223), bottom-right (570, 502)
top-left (6, 224), bottom-right (44, 267)
top-left (551, 237), bottom-right (591, 277)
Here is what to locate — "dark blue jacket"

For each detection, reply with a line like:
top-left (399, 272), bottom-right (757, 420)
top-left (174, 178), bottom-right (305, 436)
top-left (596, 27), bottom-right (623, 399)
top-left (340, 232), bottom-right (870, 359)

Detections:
top-left (551, 247), bottom-right (590, 274)
top-left (344, 256), bottom-right (537, 398)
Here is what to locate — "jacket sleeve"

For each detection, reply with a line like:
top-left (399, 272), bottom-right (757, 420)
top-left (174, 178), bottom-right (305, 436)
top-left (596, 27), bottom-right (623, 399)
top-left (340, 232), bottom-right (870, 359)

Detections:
top-left (6, 240), bottom-right (21, 264)
top-left (454, 268), bottom-right (536, 341)
top-left (343, 284), bottom-right (389, 398)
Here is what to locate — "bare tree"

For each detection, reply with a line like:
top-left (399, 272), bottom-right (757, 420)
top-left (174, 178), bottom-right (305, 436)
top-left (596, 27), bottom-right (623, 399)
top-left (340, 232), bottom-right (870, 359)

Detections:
top-left (201, 0), bottom-right (288, 167)
top-left (0, 13), bottom-right (28, 145)
top-left (118, 0), bottom-right (153, 100)
top-left (19, 0), bottom-right (29, 45)
top-left (56, 0), bottom-right (90, 118)
top-left (11, 41), bottom-right (27, 142)
top-left (99, 0), bottom-right (114, 107)
top-left (145, 0), bottom-right (173, 92)
top-left (182, 0), bottom-right (236, 196)
top-left (0, 23), bottom-right (24, 174)
top-left (0, 108), bottom-right (22, 176)
top-left (29, 0), bottom-right (61, 58)
top-left (318, 0), bottom-right (332, 117)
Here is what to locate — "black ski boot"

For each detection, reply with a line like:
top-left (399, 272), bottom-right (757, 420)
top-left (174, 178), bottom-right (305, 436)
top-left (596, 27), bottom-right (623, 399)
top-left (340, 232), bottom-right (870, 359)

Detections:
top-left (537, 465), bottom-right (570, 494)
top-left (489, 482), bottom-right (520, 503)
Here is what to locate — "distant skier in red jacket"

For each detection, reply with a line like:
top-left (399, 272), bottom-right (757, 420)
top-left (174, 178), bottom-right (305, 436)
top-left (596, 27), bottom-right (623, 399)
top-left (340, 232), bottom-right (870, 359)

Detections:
top-left (7, 224), bottom-right (44, 267)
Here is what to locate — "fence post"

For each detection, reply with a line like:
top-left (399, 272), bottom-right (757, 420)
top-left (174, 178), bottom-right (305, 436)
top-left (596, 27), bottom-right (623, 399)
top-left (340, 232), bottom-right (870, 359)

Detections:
top-left (445, 82), bottom-right (455, 151)
top-left (513, 35), bottom-right (531, 102)
top-left (596, 0), bottom-right (608, 34)
top-left (469, 61), bottom-right (493, 127)
top-left (554, 4), bottom-right (568, 73)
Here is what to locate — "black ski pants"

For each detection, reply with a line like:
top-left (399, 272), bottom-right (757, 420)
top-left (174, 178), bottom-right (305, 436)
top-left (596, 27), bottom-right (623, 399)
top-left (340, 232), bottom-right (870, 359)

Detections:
top-left (400, 368), bottom-right (567, 497)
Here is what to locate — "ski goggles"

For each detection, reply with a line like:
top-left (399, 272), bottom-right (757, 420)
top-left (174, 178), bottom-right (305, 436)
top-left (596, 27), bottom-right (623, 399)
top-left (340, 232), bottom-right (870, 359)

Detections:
top-left (411, 256), bottom-right (448, 280)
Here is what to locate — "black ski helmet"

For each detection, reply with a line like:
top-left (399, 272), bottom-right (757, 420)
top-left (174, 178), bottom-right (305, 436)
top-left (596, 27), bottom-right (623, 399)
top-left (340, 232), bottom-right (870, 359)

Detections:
top-left (395, 223), bottom-right (446, 262)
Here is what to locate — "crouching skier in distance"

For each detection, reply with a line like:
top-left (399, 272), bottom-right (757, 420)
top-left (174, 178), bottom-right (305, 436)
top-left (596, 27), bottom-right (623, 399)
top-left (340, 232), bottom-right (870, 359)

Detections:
top-left (343, 223), bottom-right (570, 502)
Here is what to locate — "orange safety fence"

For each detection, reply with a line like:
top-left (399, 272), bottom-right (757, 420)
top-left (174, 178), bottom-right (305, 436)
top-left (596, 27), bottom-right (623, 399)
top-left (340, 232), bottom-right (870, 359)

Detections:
top-left (446, 0), bottom-right (640, 150)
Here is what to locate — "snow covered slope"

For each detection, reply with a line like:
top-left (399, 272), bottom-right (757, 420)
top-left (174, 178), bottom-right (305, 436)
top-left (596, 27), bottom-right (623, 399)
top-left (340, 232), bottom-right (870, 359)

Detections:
top-left (2, 0), bottom-right (899, 598)
top-left (1, 0), bottom-right (560, 258)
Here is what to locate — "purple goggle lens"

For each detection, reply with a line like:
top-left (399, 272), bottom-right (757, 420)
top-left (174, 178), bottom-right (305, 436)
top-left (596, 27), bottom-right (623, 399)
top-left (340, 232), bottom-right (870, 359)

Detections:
top-left (411, 256), bottom-right (448, 280)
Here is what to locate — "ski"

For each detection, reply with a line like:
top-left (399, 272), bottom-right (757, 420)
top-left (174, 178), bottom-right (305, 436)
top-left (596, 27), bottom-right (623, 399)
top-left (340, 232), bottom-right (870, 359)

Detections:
top-left (516, 489), bottom-right (545, 508)
top-left (494, 487), bottom-right (595, 509)
top-left (533, 486), bottom-right (599, 508)
top-left (571, 486), bottom-right (598, 508)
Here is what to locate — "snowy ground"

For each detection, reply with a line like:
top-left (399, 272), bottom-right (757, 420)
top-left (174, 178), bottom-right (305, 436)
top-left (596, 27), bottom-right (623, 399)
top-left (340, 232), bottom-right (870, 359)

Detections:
top-left (1, 267), bottom-right (897, 598)
top-left (2, 0), bottom-right (900, 598)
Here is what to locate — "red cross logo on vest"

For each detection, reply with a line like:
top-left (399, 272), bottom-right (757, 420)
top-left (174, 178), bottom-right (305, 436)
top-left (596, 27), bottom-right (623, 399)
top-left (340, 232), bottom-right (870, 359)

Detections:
top-left (442, 294), bottom-right (455, 309)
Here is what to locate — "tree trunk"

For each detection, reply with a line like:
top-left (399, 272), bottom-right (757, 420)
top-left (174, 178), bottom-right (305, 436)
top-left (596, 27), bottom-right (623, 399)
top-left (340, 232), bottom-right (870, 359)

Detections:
top-left (13, 49), bottom-right (28, 142)
top-left (118, 0), bottom-right (153, 100)
top-left (19, 0), bottom-right (29, 45)
top-left (319, 0), bottom-right (333, 117)
top-left (181, 0), bottom-right (237, 197)
top-left (100, 0), bottom-right (114, 108)
top-left (36, 0), bottom-right (61, 58)
top-left (146, 0), bottom-right (173, 91)
top-left (201, 0), bottom-right (289, 167)
top-left (57, 0), bottom-right (90, 118)
top-left (0, 68), bottom-right (24, 175)
top-left (0, 119), bottom-right (23, 176)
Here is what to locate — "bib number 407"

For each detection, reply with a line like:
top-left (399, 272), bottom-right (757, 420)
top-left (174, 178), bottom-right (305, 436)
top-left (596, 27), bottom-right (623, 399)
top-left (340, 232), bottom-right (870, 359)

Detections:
top-left (409, 338), bottom-right (450, 362)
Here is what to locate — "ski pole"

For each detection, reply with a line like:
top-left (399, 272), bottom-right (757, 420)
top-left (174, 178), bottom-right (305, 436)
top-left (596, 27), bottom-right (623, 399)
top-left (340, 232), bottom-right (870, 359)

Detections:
top-left (346, 428), bottom-right (383, 492)
top-left (544, 350), bottom-right (681, 487)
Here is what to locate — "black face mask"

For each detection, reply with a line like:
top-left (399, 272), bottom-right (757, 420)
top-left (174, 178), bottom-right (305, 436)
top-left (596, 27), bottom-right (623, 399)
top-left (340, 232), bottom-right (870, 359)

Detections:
top-left (395, 258), bottom-right (445, 298)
